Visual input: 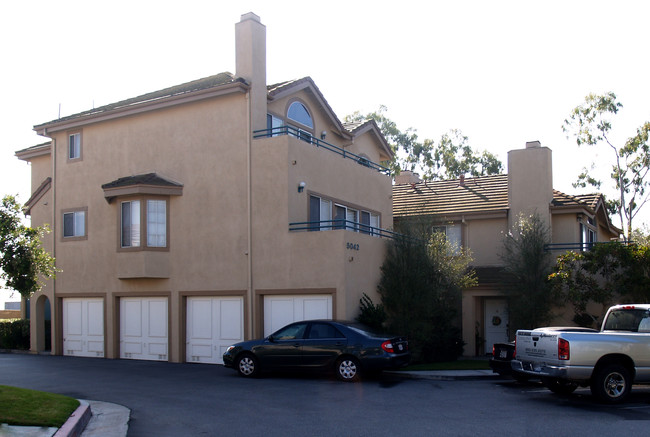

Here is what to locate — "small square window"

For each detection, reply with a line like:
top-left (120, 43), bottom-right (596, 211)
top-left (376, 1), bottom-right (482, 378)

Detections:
top-left (63, 210), bottom-right (86, 238)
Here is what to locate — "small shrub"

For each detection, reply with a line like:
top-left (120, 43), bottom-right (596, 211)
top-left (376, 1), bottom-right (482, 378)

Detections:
top-left (0, 319), bottom-right (30, 350)
top-left (356, 293), bottom-right (386, 332)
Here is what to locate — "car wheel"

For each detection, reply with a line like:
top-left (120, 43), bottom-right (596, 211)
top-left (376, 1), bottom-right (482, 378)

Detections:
top-left (542, 377), bottom-right (578, 395)
top-left (336, 357), bottom-right (360, 382)
top-left (590, 364), bottom-right (631, 403)
top-left (236, 353), bottom-right (259, 378)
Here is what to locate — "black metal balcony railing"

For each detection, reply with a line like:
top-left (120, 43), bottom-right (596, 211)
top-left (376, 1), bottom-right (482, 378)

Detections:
top-left (544, 241), bottom-right (631, 252)
top-left (289, 219), bottom-right (401, 240)
top-left (253, 126), bottom-right (391, 176)
top-left (544, 242), bottom-right (595, 252)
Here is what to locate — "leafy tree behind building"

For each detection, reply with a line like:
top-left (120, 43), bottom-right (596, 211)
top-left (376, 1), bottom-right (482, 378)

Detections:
top-left (345, 106), bottom-right (503, 180)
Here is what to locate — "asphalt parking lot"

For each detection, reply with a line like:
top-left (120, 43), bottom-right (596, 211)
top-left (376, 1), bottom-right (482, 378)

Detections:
top-left (3, 353), bottom-right (650, 437)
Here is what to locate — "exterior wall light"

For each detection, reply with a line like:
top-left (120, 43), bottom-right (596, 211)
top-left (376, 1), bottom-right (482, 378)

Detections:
top-left (321, 131), bottom-right (327, 140)
top-left (298, 181), bottom-right (306, 193)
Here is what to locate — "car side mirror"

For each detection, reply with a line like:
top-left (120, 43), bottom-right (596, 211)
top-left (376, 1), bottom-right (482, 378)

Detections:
top-left (267, 335), bottom-right (275, 342)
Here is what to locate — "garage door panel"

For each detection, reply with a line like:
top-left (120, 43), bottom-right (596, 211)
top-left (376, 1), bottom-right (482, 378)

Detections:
top-left (191, 299), bottom-right (212, 339)
top-left (303, 298), bottom-right (330, 320)
top-left (190, 344), bottom-right (212, 358)
top-left (65, 340), bottom-right (83, 352)
top-left (186, 296), bottom-right (244, 365)
top-left (120, 297), bottom-right (168, 361)
top-left (123, 300), bottom-right (142, 337)
top-left (264, 295), bottom-right (332, 336)
top-left (87, 301), bottom-right (103, 336)
top-left (88, 341), bottom-right (104, 353)
top-left (219, 299), bottom-right (243, 340)
top-left (148, 301), bottom-right (167, 337)
top-left (63, 298), bottom-right (104, 358)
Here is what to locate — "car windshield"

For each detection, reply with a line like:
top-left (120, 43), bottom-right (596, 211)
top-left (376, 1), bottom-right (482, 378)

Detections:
top-left (604, 309), bottom-right (650, 332)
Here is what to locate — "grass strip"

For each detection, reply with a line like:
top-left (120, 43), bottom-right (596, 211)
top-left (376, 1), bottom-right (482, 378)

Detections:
top-left (0, 385), bottom-right (79, 427)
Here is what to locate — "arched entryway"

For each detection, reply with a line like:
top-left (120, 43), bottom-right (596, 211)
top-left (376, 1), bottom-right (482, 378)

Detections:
top-left (33, 294), bottom-right (51, 352)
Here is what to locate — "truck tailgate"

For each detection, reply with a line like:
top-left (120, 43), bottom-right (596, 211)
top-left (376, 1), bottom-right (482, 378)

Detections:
top-left (517, 330), bottom-right (560, 362)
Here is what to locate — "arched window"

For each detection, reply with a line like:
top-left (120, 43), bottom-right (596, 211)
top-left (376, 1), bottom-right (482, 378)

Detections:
top-left (287, 102), bottom-right (313, 129)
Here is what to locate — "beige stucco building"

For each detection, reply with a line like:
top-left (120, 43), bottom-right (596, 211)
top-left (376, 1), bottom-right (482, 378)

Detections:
top-left (16, 13), bottom-right (394, 363)
top-left (392, 141), bottom-right (621, 356)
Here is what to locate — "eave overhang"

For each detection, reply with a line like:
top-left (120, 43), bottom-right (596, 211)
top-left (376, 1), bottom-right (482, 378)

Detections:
top-left (15, 142), bottom-right (52, 161)
top-left (35, 81), bottom-right (249, 136)
top-left (102, 173), bottom-right (184, 203)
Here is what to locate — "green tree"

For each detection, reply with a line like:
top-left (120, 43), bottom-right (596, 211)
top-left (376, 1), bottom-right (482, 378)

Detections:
top-left (0, 195), bottom-right (56, 298)
top-left (378, 218), bottom-right (476, 362)
top-left (500, 214), bottom-right (555, 332)
top-left (563, 92), bottom-right (650, 241)
top-left (345, 106), bottom-right (503, 180)
top-left (549, 241), bottom-right (650, 326)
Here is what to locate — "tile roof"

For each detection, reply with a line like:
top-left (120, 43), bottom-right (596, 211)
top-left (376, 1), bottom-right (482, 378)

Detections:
top-left (393, 174), bottom-right (509, 218)
top-left (35, 72), bottom-right (244, 128)
top-left (101, 173), bottom-right (183, 190)
top-left (393, 174), bottom-right (604, 219)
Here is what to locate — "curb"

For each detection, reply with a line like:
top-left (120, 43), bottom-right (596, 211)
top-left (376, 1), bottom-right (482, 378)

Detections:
top-left (388, 370), bottom-right (505, 381)
top-left (54, 400), bottom-right (92, 437)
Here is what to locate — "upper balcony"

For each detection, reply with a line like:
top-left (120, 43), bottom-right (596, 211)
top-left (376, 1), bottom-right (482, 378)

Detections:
top-left (253, 126), bottom-right (392, 176)
top-left (289, 219), bottom-right (400, 240)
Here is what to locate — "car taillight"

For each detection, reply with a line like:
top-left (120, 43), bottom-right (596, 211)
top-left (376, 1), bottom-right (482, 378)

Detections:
top-left (492, 344), bottom-right (496, 357)
top-left (558, 338), bottom-right (570, 360)
top-left (381, 341), bottom-right (395, 353)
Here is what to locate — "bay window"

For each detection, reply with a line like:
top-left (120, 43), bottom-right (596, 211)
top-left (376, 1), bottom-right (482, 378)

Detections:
top-left (120, 198), bottom-right (167, 249)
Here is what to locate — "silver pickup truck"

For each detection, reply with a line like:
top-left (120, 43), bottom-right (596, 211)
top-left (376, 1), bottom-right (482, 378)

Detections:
top-left (511, 304), bottom-right (650, 403)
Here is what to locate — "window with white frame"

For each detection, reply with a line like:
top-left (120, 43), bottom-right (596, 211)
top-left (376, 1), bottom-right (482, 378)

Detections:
top-left (309, 196), bottom-right (332, 231)
top-left (287, 102), bottom-right (313, 128)
top-left (68, 132), bottom-right (81, 160)
top-left (287, 101), bottom-right (313, 143)
top-left (360, 211), bottom-right (380, 236)
top-left (121, 200), bottom-right (141, 247)
top-left (63, 209), bottom-right (86, 239)
top-left (146, 200), bottom-right (167, 247)
top-left (580, 218), bottom-right (596, 251)
top-left (433, 223), bottom-right (462, 254)
top-left (309, 195), bottom-right (379, 235)
top-left (266, 114), bottom-right (283, 136)
top-left (120, 198), bottom-right (168, 249)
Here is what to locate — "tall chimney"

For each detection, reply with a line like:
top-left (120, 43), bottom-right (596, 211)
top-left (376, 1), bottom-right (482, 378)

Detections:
top-left (507, 141), bottom-right (553, 230)
top-left (236, 13), bottom-right (267, 131)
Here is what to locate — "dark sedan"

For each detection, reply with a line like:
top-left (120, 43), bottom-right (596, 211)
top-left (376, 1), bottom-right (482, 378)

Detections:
top-left (223, 320), bottom-right (410, 381)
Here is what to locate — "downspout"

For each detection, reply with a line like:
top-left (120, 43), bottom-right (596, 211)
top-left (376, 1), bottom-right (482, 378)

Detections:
top-left (50, 129), bottom-right (57, 355)
top-left (246, 90), bottom-right (254, 340)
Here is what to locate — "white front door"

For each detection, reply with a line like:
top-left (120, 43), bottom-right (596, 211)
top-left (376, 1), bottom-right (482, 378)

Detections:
top-left (186, 297), bottom-right (244, 364)
top-left (484, 299), bottom-right (509, 355)
top-left (63, 298), bottom-right (104, 358)
top-left (263, 295), bottom-right (332, 336)
top-left (120, 297), bottom-right (168, 361)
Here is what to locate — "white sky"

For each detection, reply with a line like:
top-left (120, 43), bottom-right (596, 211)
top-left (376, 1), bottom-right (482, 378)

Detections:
top-left (0, 1), bottom-right (649, 303)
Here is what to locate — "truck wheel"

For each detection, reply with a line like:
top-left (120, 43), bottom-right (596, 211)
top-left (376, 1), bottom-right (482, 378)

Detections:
top-left (542, 377), bottom-right (578, 395)
top-left (590, 364), bottom-right (631, 403)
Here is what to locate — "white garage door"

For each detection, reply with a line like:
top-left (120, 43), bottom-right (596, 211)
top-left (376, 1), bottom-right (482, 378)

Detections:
top-left (120, 297), bottom-right (168, 361)
top-left (264, 295), bottom-right (332, 336)
top-left (186, 296), bottom-right (244, 364)
top-left (63, 298), bottom-right (104, 358)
